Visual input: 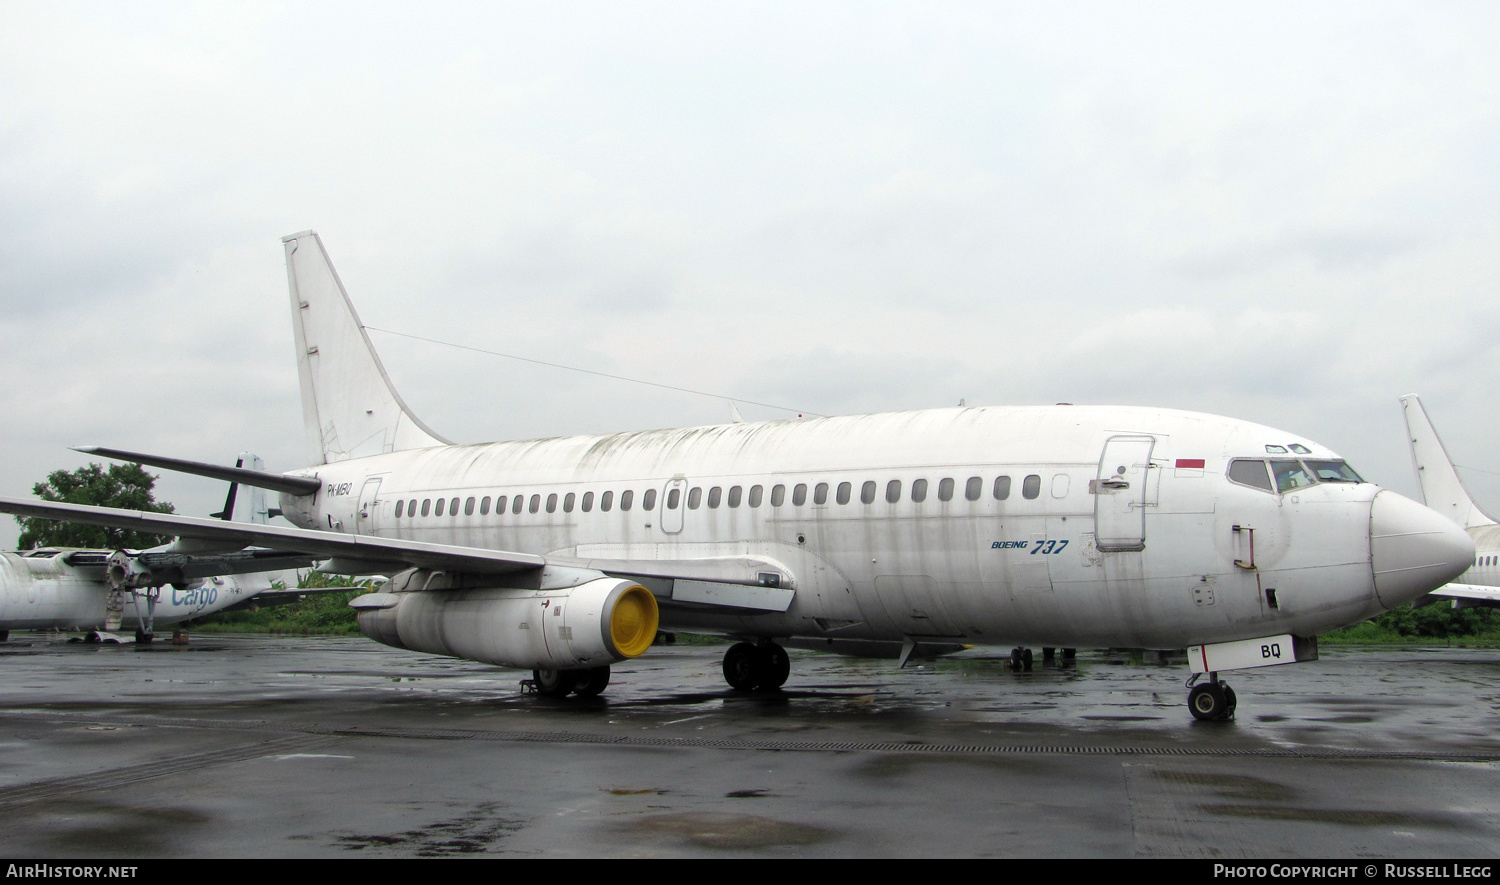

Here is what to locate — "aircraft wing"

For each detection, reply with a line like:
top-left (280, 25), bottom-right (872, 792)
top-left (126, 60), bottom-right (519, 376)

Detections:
top-left (1429, 583), bottom-right (1500, 604)
top-left (0, 497), bottom-right (544, 575)
top-left (0, 497), bottom-right (795, 612)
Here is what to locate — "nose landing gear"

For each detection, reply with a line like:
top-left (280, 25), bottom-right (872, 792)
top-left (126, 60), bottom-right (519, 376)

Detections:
top-left (1187, 672), bottom-right (1237, 721)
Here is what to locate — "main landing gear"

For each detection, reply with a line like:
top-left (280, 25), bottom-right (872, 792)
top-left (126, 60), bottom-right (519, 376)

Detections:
top-left (722, 640), bottom-right (790, 691)
top-left (1187, 672), bottom-right (1237, 721)
top-left (530, 665), bottom-right (611, 699)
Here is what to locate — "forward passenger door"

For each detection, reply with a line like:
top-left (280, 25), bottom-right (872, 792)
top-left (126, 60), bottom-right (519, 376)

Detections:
top-left (1095, 435), bottom-right (1154, 551)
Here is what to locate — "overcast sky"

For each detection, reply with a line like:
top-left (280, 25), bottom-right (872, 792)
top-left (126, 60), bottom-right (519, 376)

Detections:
top-left (1, 2), bottom-right (1498, 546)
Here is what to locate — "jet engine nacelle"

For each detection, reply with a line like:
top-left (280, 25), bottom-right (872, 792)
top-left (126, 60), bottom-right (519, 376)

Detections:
top-left (350, 576), bottom-right (659, 670)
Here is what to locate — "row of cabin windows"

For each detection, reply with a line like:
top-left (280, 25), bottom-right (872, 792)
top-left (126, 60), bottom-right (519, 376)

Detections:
top-left (391, 474), bottom-right (1045, 520)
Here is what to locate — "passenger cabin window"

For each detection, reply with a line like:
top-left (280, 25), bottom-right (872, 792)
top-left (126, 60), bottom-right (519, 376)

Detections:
top-left (512, 495), bottom-right (524, 515)
top-left (861, 481), bottom-right (876, 504)
top-left (667, 488), bottom-right (681, 509)
top-left (771, 485), bottom-right (786, 507)
top-left (621, 490), bottom-right (634, 511)
top-left (965, 477), bottom-right (982, 501)
top-left (750, 485), bottom-right (764, 507)
top-left (1228, 460), bottom-right (1274, 493)
top-left (688, 488), bottom-right (702, 509)
top-left (422, 499), bottom-right (431, 516)
top-left (396, 500), bottom-right (405, 518)
top-left (886, 480), bottom-right (902, 503)
top-left (911, 479), bottom-right (927, 503)
top-left (496, 495), bottom-right (507, 514)
top-left (563, 492), bottom-right (575, 513)
top-left (465, 497), bottom-right (476, 516)
top-left (450, 497), bottom-right (459, 514)
top-left (480, 496), bottom-right (491, 515)
top-left (546, 494), bottom-right (558, 513)
top-left (993, 476), bottom-right (1011, 500)
top-left (1022, 475), bottom-right (1041, 499)
top-left (728, 486), bottom-right (743, 508)
top-left (938, 478), bottom-right (955, 502)
top-left (435, 498), bottom-right (446, 517)
top-left (581, 492), bottom-right (593, 512)
top-left (707, 487), bottom-right (721, 508)
top-left (529, 495), bottom-right (541, 513)
top-left (601, 490), bottom-right (614, 511)
top-left (792, 484), bottom-right (807, 506)
top-left (813, 483), bottom-right (828, 505)
top-left (837, 481), bottom-right (852, 505)
top-left (643, 489), bottom-right (657, 511)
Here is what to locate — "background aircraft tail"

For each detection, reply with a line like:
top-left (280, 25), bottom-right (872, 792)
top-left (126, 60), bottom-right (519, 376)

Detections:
top-left (1400, 394), bottom-right (1496, 529)
top-left (282, 231), bottom-right (450, 466)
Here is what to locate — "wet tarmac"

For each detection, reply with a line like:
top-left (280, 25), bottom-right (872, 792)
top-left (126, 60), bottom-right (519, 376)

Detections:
top-left (1, 634), bottom-right (1499, 858)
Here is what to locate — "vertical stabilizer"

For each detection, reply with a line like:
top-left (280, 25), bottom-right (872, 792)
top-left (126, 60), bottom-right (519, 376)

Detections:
top-left (283, 231), bottom-right (450, 465)
top-left (1400, 394), bottom-right (1496, 529)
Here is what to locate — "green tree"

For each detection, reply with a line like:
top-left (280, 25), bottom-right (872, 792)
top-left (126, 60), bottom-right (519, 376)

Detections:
top-left (15, 463), bottom-right (174, 550)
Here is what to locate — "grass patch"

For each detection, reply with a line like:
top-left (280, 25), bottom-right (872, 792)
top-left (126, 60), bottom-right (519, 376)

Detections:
top-left (1321, 601), bottom-right (1500, 646)
top-left (188, 573), bottom-right (368, 635)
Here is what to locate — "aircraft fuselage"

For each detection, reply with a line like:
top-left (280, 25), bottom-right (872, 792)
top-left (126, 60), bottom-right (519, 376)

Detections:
top-left (282, 404), bottom-right (1457, 650)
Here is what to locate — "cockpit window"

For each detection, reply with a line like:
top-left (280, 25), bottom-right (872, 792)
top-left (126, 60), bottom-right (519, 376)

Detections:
top-left (1265, 445), bottom-right (1288, 454)
top-left (1305, 460), bottom-right (1363, 483)
top-left (1289, 444), bottom-right (1312, 454)
top-left (1228, 459), bottom-right (1275, 493)
top-left (1270, 460), bottom-right (1316, 492)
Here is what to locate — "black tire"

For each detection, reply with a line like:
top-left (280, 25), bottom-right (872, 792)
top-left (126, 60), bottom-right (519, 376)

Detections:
top-left (759, 643), bottom-right (791, 690)
top-left (533, 668), bottom-right (577, 698)
top-left (1188, 683), bottom-right (1228, 721)
top-left (135, 630), bottom-right (153, 644)
top-left (1222, 684), bottom-right (1237, 719)
top-left (1009, 647), bottom-right (1023, 671)
top-left (1021, 648), bottom-right (1034, 671)
top-left (723, 642), bottom-right (763, 691)
top-left (573, 666), bottom-right (611, 698)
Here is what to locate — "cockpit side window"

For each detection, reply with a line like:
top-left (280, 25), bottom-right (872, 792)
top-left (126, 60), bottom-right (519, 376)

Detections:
top-left (1305, 460), bottom-right (1363, 483)
top-left (1227, 459), bottom-right (1274, 493)
top-left (1270, 460), bottom-right (1316, 493)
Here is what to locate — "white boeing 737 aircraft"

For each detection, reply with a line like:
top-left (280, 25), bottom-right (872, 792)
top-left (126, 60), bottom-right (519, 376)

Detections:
top-left (1401, 394), bottom-right (1500, 608)
top-left (0, 232), bottom-right (1475, 720)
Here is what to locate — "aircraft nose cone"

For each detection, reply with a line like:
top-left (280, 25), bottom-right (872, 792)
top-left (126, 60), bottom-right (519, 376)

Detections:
top-left (1370, 489), bottom-right (1475, 608)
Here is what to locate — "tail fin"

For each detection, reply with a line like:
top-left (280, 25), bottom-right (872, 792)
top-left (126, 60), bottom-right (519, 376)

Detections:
top-left (282, 231), bottom-right (450, 465)
top-left (1400, 394), bottom-right (1496, 529)
top-left (209, 453), bottom-right (270, 524)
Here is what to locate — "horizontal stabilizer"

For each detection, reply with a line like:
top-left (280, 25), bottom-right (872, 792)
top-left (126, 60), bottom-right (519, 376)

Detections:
top-left (73, 446), bottom-right (321, 497)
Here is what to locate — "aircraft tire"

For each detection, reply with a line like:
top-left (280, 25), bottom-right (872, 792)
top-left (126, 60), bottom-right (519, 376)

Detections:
top-left (1188, 682), bottom-right (1229, 721)
top-left (1222, 684), bottom-right (1237, 719)
top-left (723, 642), bottom-right (763, 691)
top-left (573, 666), bottom-right (611, 698)
top-left (1022, 648), bottom-right (1034, 671)
top-left (534, 668), bottom-right (577, 698)
top-left (759, 642), bottom-right (791, 690)
top-left (135, 630), bottom-right (153, 644)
